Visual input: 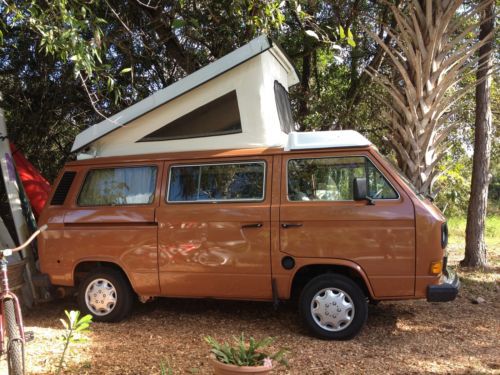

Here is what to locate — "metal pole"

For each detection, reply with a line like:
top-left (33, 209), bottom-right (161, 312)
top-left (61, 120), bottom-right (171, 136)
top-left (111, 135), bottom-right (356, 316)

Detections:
top-left (0, 108), bottom-right (38, 305)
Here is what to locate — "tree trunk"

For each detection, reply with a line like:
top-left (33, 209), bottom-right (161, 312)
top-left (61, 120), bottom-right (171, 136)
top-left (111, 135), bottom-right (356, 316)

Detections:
top-left (364, 0), bottom-right (494, 196)
top-left (297, 52), bottom-right (312, 130)
top-left (461, 1), bottom-right (495, 268)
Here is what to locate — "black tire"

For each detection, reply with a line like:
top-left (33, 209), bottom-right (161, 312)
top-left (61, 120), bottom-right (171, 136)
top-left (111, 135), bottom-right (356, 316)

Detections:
top-left (5, 299), bottom-right (24, 375)
top-left (77, 268), bottom-right (133, 322)
top-left (299, 274), bottom-right (368, 340)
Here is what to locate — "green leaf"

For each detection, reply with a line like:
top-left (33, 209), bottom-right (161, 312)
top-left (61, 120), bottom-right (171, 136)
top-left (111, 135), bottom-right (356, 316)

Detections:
top-left (70, 310), bottom-right (80, 326)
top-left (120, 67), bottom-right (132, 74)
top-left (189, 18), bottom-right (200, 27)
top-left (60, 318), bottom-right (68, 330)
top-left (347, 28), bottom-right (356, 47)
top-left (338, 25), bottom-right (345, 39)
top-left (171, 19), bottom-right (186, 29)
top-left (75, 323), bottom-right (90, 332)
top-left (79, 314), bottom-right (93, 324)
top-left (305, 29), bottom-right (319, 41)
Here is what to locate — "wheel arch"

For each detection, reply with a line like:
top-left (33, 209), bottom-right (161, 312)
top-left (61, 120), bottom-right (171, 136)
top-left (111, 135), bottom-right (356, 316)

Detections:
top-left (73, 260), bottom-right (133, 291)
top-left (290, 261), bottom-right (375, 301)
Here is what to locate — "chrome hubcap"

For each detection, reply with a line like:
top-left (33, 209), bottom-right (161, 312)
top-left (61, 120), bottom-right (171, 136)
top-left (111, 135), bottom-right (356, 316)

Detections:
top-left (85, 278), bottom-right (117, 316)
top-left (311, 287), bottom-right (355, 332)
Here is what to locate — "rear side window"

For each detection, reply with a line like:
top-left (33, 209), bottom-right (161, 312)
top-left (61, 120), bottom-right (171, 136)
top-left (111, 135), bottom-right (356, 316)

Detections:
top-left (168, 162), bottom-right (265, 202)
top-left (78, 166), bottom-right (157, 206)
top-left (287, 156), bottom-right (398, 201)
top-left (274, 81), bottom-right (295, 134)
top-left (51, 171), bottom-right (77, 205)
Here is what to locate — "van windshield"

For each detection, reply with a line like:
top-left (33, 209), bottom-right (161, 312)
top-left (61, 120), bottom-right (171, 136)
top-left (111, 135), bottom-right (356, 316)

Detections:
top-left (373, 149), bottom-right (424, 199)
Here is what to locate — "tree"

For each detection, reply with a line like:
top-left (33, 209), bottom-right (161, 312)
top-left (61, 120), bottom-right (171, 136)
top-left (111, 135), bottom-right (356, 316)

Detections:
top-left (364, 0), bottom-right (495, 194)
top-left (462, 0), bottom-right (495, 268)
top-left (1, 0), bottom-right (366, 178)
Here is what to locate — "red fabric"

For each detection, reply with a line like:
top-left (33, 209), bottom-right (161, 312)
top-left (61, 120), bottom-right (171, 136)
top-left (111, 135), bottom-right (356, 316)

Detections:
top-left (10, 143), bottom-right (51, 218)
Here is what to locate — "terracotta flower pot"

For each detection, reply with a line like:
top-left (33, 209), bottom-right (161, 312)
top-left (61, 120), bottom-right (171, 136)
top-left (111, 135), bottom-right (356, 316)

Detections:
top-left (210, 357), bottom-right (273, 375)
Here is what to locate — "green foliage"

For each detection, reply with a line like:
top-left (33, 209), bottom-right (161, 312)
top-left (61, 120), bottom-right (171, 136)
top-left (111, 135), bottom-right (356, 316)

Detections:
top-left (57, 310), bottom-right (93, 375)
top-left (433, 156), bottom-right (472, 216)
top-left (205, 334), bottom-right (287, 367)
top-left (488, 78), bottom-right (500, 214)
top-left (0, 0), bottom-right (493, 220)
top-left (447, 216), bottom-right (500, 248)
top-left (4, 0), bottom-right (119, 101)
top-left (233, 0), bottom-right (285, 32)
top-left (159, 359), bottom-right (174, 375)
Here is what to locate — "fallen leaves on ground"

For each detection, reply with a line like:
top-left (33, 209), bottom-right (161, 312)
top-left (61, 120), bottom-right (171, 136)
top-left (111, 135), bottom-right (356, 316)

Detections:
top-left (0, 260), bottom-right (498, 374)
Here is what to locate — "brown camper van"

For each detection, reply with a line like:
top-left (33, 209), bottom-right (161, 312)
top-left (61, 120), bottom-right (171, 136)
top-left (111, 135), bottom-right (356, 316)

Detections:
top-left (37, 132), bottom-right (459, 340)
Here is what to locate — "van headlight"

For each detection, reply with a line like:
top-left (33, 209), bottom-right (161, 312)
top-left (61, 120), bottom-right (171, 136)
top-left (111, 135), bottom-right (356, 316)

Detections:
top-left (441, 222), bottom-right (448, 249)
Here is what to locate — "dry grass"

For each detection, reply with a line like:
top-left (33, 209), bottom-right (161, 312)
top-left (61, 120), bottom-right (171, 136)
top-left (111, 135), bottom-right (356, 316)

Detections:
top-left (1, 217), bottom-right (498, 374)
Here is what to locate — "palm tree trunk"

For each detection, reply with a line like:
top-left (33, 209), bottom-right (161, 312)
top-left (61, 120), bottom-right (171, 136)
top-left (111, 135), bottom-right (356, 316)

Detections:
top-left (461, 1), bottom-right (495, 268)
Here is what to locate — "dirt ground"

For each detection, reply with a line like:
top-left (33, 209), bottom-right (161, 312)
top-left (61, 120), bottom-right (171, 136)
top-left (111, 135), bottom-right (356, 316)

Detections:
top-left (1, 248), bottom-right (499, 375)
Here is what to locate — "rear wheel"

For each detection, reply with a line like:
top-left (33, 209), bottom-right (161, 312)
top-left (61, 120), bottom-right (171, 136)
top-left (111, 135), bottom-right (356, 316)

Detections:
top-left (77, 268), bottom-right (133, 322)
top-left (299, 274), bottom-right (368, 340)
top-left (5, 299), bottom-right (24, 375)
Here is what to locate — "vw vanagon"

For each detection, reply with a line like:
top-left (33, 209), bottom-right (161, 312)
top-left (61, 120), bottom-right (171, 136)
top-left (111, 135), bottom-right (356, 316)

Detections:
top-left (37, 36), bottom-right (458, 340)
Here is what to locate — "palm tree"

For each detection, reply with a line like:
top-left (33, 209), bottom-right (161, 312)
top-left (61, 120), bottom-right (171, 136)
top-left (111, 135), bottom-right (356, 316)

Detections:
top-left (365, 0), bottom-right (495, 194)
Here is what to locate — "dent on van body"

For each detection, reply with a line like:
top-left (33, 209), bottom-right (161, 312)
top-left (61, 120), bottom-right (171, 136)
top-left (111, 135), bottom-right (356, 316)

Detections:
top-left (156, 156), bottom-right (274, 300)
top-left (38, 145), bottom-right (448, 303)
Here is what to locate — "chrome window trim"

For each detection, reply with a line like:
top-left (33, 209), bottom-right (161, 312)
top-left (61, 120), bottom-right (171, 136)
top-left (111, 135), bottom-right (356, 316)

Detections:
top-left (285, 155), bottom-right (401, 203)
top-left (166, 160), bottom-right (267, 204)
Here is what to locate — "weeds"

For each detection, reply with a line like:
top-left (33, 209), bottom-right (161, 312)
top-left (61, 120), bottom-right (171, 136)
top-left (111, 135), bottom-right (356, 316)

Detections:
top-left (56, 310), bottom-right (93, 375)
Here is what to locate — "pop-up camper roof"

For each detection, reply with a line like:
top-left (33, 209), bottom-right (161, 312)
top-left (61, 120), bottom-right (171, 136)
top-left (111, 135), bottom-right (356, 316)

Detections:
top-left (72, 35), bottom-right (301, 159)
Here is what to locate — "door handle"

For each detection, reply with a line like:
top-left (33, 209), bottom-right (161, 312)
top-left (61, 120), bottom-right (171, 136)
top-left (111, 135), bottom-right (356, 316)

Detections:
top-left (281, 223), bottom-right (303, 229)
top-left (241, 223), bottom-right (263, 229)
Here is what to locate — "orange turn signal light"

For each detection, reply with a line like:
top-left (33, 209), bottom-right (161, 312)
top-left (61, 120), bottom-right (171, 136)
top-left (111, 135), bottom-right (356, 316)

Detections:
top-left (430, 260), bottom-right (443, 275)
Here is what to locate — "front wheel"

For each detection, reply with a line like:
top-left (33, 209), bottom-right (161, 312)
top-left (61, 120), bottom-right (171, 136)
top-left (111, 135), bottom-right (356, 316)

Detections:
top-left (299, 274), bottom-right (368, 340)
top-left (77, 268), bottom-right (133, 322)
top-left (4, 299), bottom-right (24, 375)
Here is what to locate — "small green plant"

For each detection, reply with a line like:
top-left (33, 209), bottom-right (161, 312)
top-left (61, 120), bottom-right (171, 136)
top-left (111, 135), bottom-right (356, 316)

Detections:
top-left (159, 358), bottom-right (174, 375)
top-left (56, 310), bottom-right (93, 375)
top-left (205, 334), bottom-right (287, 367)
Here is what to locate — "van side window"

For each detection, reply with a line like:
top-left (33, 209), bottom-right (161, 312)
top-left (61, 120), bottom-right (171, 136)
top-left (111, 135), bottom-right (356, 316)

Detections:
top-left (138, 91), bottom-right (241, 142)
top-left (168, 162), bottom-right (265, 202)
top-left (78, 166), bottom-right (157, 206)
top-left (274, 81), bottom-right (295, 134)
top-left (51, 171), bottom-right (77, 205)
top-left (287, 157), bottom-right (398, 201)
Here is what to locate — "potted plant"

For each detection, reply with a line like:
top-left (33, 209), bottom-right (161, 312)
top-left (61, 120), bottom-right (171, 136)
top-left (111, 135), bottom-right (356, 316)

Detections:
top-left (205, 334), bottom-right (287, 374)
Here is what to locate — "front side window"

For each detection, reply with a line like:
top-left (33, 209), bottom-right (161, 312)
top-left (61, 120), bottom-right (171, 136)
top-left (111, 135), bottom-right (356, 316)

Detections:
top-left (287, 156), bottom-right (398, 201)
top-left (168, 162), bottom-right (265, 202)
top-left (78, 166), bottom-right (157, 206)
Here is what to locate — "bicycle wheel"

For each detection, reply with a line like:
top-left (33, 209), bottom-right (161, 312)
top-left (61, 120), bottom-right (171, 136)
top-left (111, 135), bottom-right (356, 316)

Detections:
top-left (4, 299), bottom-right (24, 375)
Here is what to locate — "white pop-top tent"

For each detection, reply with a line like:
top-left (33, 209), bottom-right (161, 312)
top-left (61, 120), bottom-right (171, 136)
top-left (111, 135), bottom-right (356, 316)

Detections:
top-left (73, 35), bottom-right (302, 159)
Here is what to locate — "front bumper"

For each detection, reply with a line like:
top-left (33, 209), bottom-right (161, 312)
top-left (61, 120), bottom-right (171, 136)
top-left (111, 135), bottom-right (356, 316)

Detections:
top-left (426, 268), bottom-right (460, 302)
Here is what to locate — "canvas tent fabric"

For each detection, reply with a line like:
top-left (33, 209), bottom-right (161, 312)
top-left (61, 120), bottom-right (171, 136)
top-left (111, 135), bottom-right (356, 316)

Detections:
top-left (10, 143), bottom-right (51, 218)
top-left (73, 35), bottom-right (299, 159)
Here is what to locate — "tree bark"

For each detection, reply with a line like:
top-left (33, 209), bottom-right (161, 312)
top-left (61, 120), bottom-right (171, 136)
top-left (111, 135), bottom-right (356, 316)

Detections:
top-left (461, 1), bottom-right (495, 268)
top-left (297, 52), bottom-right (312, 130)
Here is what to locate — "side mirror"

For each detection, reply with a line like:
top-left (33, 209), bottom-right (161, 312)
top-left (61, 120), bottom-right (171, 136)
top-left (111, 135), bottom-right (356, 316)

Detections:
top-left (353, 177), bottom-right (375, 205)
